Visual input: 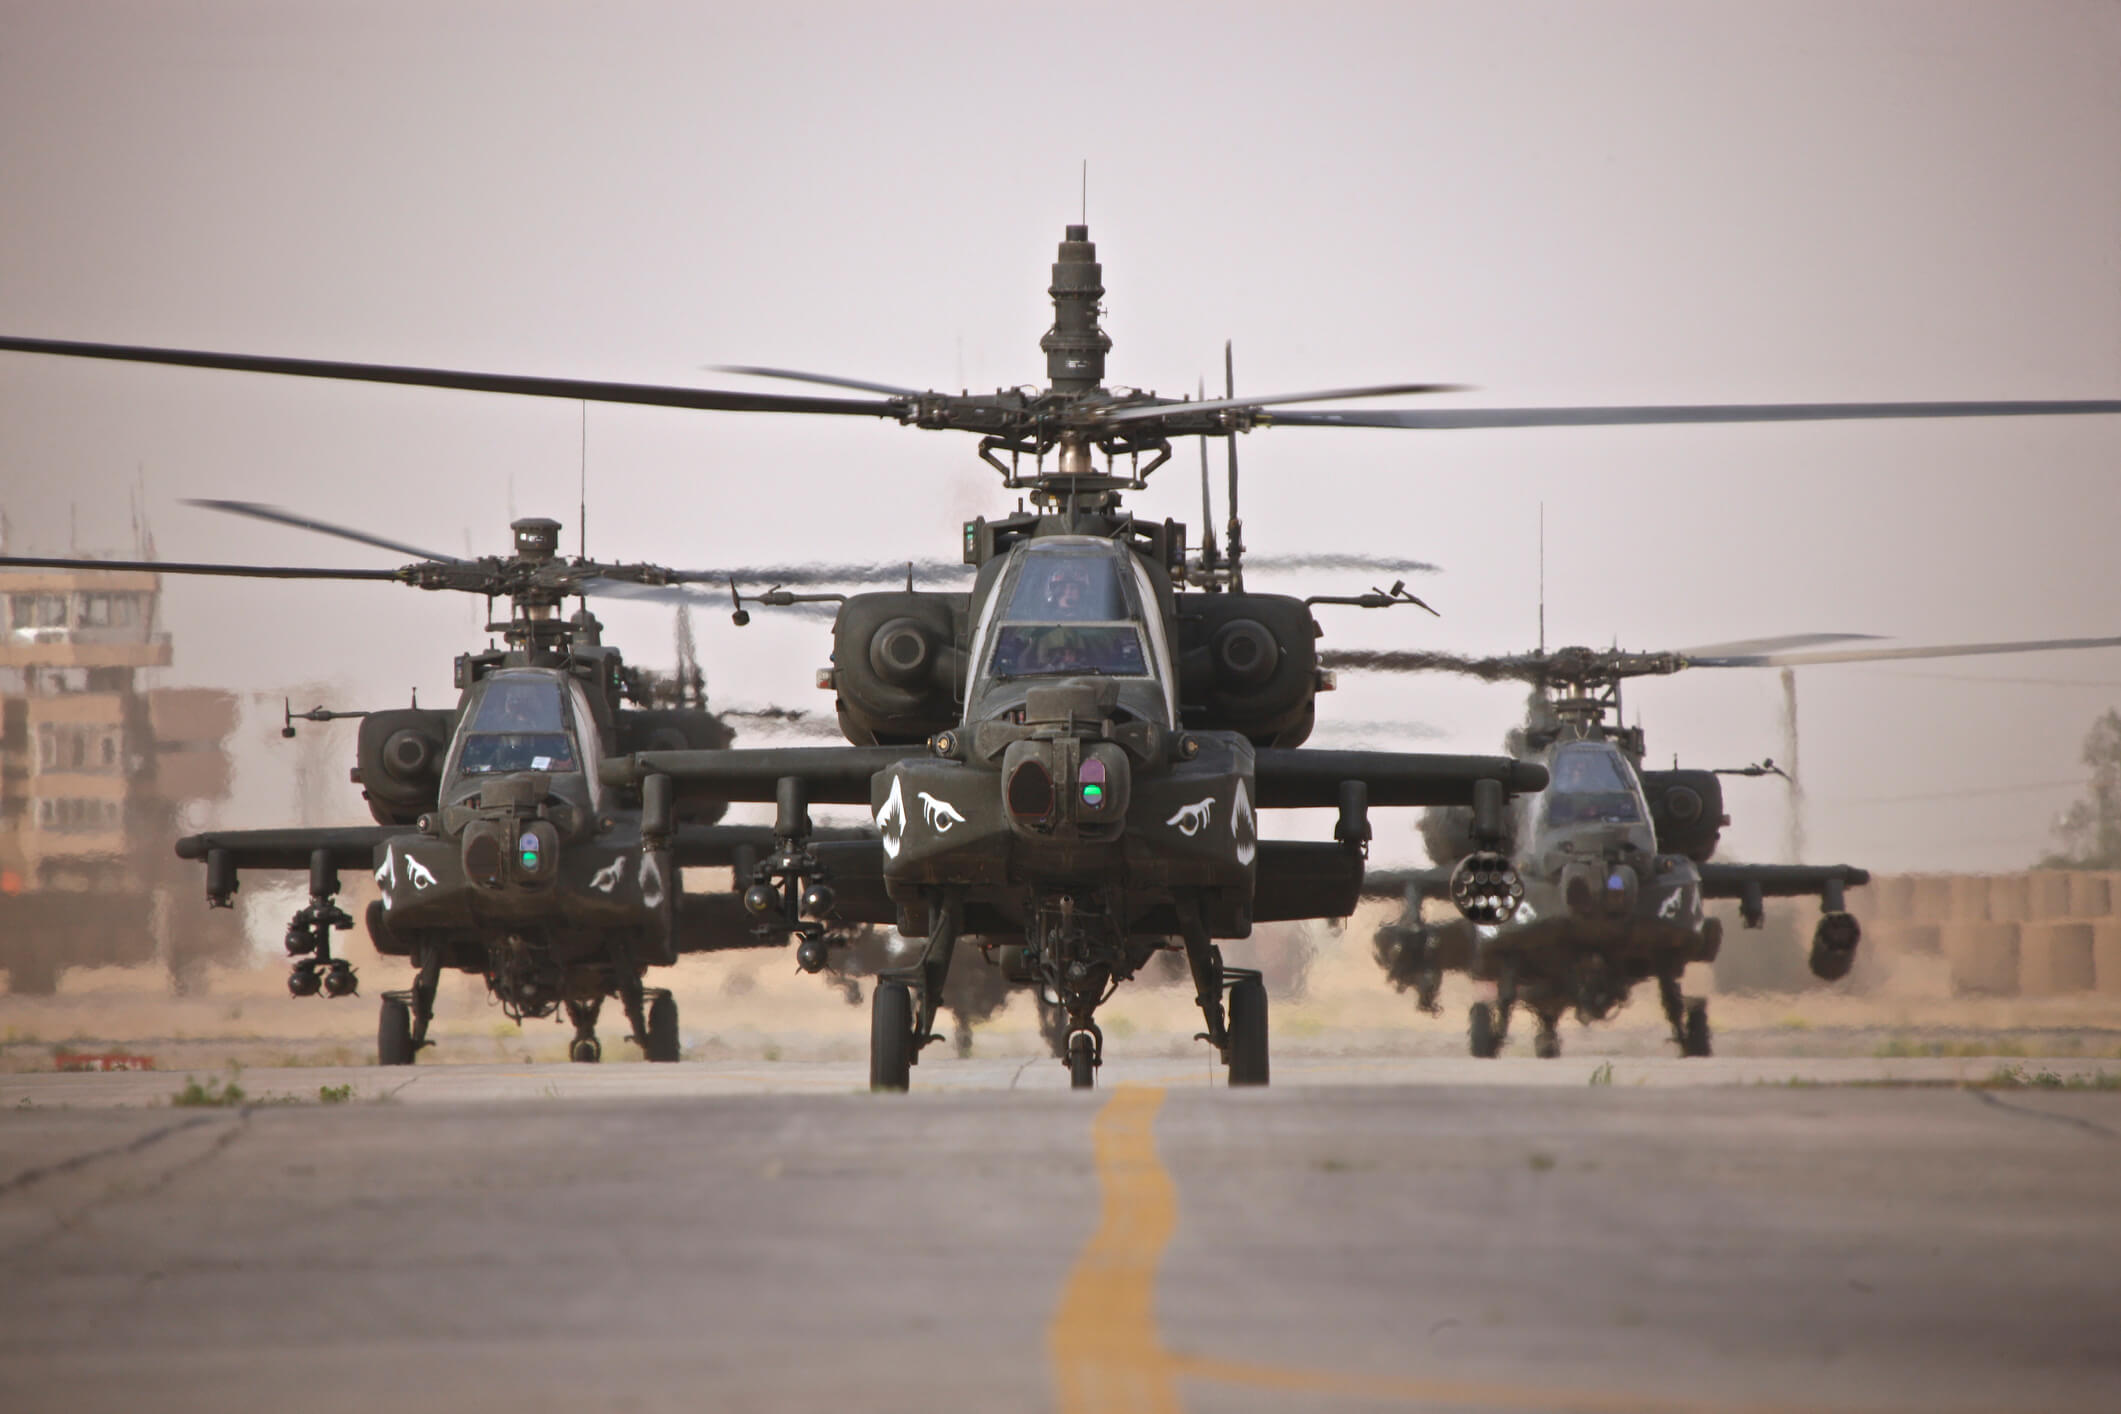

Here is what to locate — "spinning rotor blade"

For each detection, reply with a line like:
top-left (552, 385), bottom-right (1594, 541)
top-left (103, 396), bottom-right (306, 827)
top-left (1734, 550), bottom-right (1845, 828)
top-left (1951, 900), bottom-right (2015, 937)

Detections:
top-left (1320, 648), bottom-right (1547, 682)
top-left (708, 365), bottom-right (926, 397)
top-left (183, 498), bottom-right (463, 562)
top-left (1267, 398), bottom-right (2121, 429)
top-left (1673, 633), bottom-right (1880, 658)
top-left (1247, 552), bottom-right (1441, 575)
top-left (0, 554), bottom-right (401, 582)
top-left (1096, 382), bottom-right (1466, 425)
top-left (1686, 633), bottom-right (2121, 668)
top-left (0, 336), bottom-right (904, 418)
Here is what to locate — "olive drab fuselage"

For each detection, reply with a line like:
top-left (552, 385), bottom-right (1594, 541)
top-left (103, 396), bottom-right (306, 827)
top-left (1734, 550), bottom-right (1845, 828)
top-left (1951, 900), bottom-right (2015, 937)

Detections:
top-left (867, 537), bottom-right (1273, 941)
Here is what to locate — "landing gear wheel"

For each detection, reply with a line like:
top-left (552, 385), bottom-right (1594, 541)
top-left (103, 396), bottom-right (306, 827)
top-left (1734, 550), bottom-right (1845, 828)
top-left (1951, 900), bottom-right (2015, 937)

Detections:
top-left (1067, 1033), bottom-right (1098, 1090)
top-left (1226, 974), bottom-right (1270, 1087)
top-left (1680, 999), bottom-right (1712, 1058)
top-left (870, 980), bottom-right (914, 1092)
top-left (378, 997), bottom-right (415, 1066)
top-left (1534, 1026), bottom-right (1561, 1060)
top-left (570, 1037), bottom-right (602, 1064)
top-left (645, 993), bottom-right (680, 1063)
top-left (1469, 1001), bottom-right (1501, 1059)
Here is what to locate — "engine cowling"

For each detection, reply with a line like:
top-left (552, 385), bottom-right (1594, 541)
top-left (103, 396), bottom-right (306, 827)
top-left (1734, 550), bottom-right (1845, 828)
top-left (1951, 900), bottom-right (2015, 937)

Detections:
top-left (1642, 769), bottom-right (1726, 863)
top-left (1176, 593), bottom-right (1319, 746)
top-left (355, 708), bottom-right (454, 825)
top-left (828, 592), bottom-right (966, 745)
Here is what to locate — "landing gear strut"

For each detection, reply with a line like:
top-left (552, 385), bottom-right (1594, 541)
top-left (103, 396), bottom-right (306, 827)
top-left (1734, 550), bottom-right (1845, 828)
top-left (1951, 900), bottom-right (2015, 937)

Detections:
top-left (870, 888), bottom-right (962, 1092)
top-left (1179, 900), bottom-right (1270, 1088)
top-left (377, 947), bottom-right (441, 1066)
top-left (566, 997), bottom-right (602, 1063)
top-left (1659, 973), bottom-right (1712, 1057)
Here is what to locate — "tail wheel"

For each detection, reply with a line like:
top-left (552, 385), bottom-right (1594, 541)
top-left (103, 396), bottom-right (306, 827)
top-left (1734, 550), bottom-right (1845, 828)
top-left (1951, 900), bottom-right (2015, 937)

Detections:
top-left (378, 997), bottom-right (415, 1067)
top-left (570, 1037), bottom-right (602, 1064)
top-left (1468, 1001), bottom-right (1500, 1059)
top-left (870, 980), bottom-right (914, 1092)
top-left (1534, 1027), bottom-right (1561, 1060)
top-left (1226, 975), bottom-right (1270, 1087)
top-left (1067, 1033), bottom-right (1097, 1090)
top-left (1680, 999), bottom-right (1712, 1058)
top-left (645, 993), bottom-right (681, 1063)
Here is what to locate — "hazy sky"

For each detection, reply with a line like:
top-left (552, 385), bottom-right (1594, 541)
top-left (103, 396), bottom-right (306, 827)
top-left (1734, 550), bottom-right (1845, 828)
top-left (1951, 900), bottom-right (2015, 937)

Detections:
top-left (2, 0), bottom-right (2117, 871)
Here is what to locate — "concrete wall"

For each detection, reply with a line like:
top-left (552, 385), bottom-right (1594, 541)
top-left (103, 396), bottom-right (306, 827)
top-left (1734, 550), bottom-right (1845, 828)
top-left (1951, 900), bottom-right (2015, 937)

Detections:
top-left (1854, 871), bottom-right (2121, 998)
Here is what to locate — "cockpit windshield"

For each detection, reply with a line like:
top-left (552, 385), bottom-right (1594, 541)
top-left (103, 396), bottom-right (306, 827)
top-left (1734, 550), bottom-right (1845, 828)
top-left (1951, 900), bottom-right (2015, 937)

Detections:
top-left (454, 675), bottom-right (579, 776)
top-left (1005, 551), bottom-right (1128, 622)
top-left (1544, 745), bottom-right (1644, 825)
top-left (985, 546), bottom-right (1152, 681)
top-left (988, 624), bottom-right (1148, 678)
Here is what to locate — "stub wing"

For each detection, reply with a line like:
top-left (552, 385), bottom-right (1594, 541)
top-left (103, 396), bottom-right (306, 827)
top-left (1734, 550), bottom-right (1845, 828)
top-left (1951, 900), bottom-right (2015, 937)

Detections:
top-left (1698, 863), bottom-right (1871, 900)
top-left (603, 746), bottom-right (921, 804)
top-left (175, 826), bottom-right (400, 872)
top-left (1358, 866), bottom-right (1453, 902)
top-left (1253, 750), bottom-right (1547, 809)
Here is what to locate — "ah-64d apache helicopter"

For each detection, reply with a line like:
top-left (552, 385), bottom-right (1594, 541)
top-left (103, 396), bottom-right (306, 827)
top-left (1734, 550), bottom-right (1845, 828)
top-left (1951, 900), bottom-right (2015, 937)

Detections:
top-left (1331, 630), bottom-right (2121, 1057)
top-left (6, 220), bottom-right (2119, 1086)
top-left (0, 508), bottom-right (883, 1065)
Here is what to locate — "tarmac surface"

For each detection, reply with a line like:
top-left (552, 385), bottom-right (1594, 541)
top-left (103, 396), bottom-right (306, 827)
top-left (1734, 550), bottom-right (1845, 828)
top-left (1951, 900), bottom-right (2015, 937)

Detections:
top-left (4, 1056), bottom-right (2119, 1413)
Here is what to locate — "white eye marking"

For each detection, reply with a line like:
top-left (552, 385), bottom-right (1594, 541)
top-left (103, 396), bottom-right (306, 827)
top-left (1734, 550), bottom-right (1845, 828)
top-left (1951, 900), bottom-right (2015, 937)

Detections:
top-left (639, 853), bottom-right (665, 911)
top-left (590, 857), bottom-right (627, 894)
top-left (406, 857), bottom-right (437, 891)
top-left (918, 791), bottom-right (966, 833)
top-left (1166, 797), bottom-right (1214, 836)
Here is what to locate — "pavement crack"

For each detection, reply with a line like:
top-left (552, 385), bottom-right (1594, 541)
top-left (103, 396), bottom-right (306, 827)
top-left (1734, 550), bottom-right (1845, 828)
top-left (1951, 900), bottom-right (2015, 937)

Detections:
top-left (0, 1114), bottom-right (217, 1199)
top-left (1967, 1088), bottom-right (2121, 1141)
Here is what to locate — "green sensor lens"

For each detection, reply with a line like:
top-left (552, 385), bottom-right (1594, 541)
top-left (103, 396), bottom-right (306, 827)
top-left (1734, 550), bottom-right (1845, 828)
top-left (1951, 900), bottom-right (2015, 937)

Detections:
top-left (1081, 783), bottom-right (1103, 805)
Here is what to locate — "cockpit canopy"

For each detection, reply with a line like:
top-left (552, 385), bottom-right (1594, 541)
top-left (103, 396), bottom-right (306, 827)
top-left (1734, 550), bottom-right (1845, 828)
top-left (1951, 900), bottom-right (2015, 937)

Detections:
top-left (444, 671), bottom-right (601, 806)
top-left (1540, 742), bottom-right (1649, 828)
top-left (969, 539), bottom-right (1175, 726)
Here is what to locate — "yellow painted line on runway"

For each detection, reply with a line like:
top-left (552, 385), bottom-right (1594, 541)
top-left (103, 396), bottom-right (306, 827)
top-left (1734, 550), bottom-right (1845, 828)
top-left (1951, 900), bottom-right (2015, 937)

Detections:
top-left (1049, 1085), bottom-right (1181, 1414)
top-left (1050, 1084), bottom-right (1967, 1414)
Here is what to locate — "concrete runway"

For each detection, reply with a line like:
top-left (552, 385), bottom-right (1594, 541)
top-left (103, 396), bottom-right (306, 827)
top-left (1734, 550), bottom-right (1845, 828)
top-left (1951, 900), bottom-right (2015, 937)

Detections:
top-left (4, 1058), bottom-right (2118, 1413)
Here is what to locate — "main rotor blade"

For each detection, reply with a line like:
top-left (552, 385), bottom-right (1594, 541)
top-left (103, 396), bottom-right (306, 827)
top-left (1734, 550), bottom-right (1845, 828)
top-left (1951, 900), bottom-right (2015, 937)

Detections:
top-left (1320, 648), bottom-right (1546, 682)
top-left (1247, 552), bottom-right (1441, 575)
top-left (1673, 633), bottom-right (1880, 658)
top-left (1096, 382), bottom-right (1467, 425)
top-left (0, 554), bottom-right (402, 582)
top-left (708, 365), bottom-right (926, 397)
top-left (1266, 398), bottom-right (2121, 430)
top-left (184, 498), bottom-right (462, 563)
top-left (0, 336), bottom-right (904, 418)
top-left (666, 559), bottom-right (969, 587)
top-left (1688, 634), bottom-right (2121, 668)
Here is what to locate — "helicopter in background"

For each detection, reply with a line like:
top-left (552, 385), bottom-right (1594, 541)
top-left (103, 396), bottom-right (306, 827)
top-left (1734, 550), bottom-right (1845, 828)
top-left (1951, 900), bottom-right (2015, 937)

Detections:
top-left (1335, 630), bottom-right (2121, 1057)
top-left (0, 511), bottom-right (872, 1065)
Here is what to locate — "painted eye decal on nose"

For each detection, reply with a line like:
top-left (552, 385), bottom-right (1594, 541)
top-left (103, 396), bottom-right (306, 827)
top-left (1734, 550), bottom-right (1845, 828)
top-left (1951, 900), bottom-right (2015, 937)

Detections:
top-left (918, 791), bottom-right (966, 833)
top-left (1166, 797), bottom-right (1214, 836)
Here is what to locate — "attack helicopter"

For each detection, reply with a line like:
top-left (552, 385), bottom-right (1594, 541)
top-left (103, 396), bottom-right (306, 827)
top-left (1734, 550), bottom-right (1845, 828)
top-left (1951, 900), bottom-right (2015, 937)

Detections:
top-left (1335, 631), bottom-right (2121, 1057)
top-left (0, 510), bottom-right (875, 1065)
top-left (6, 220), bottom-right (2120, 1089)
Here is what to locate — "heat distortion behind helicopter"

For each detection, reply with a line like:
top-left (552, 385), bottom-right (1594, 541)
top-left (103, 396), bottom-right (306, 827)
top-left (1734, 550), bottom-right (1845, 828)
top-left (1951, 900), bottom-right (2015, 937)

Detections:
top-left (1334, 630), bottom-right (2121, 1057)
